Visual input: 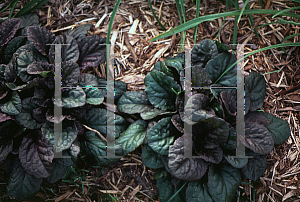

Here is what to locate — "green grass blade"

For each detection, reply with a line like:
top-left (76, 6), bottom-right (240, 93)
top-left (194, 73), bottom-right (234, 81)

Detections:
top-left (237, 0), bottom-right (250, 24)
top-left (214, 43), bottom-right (300, 84)
top-left (175, 0), bottom-right (183, 24)
top-left (175, 0), bottom-right (185, 52)
top-left (8, 0), bottom-right (18, 18)
top-left (254, 21), bottom-right (286, 34)
top-left (109, 194), bottom-right (118, 202)
top-left (193, 0), bottom-right (201, 44)
top-left (258, 0), bottom-right (264, 8)
top-left (149, 9), bottom-right (300, 42)
top-left (281, 33), bottom-right (300, 43)
top-left (278, 17), bottom-right (300, 26)
top-left (14, 0), bottom-right (41, 17)
top-left (262, 70), bottom-right (281, 75)
top-left (232, 0), bottom-right (239, 47)
top-left (166, 181), bottom-right (188, 202)
top-left (106, 0), bottom-right (122, 69)
top-left (244, 1), bottom-right (259, 39)
top-left (0, 0), bottom-right (18, 15)
top-left (179, 0), bottom-right (186, 52)
top-left (272, 6), bottom-right (300, 18)
top-left (180, 0), bottom-right (186, 24)
top-left (228, 0), bottom-right (235, 7)
top-left (147, 0), bottom-right (166, 31)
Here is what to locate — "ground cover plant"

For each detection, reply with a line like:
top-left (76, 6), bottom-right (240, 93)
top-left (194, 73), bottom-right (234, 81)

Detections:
top-left (116, 39), bottom-right (291, 201)
top-left (0, 15), bottom-right (134, 200)
top-left (0, 0), bottom-right (300, 201)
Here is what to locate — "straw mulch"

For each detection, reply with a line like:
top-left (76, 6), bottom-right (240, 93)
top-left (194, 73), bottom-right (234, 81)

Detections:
top-left (0, 0), bottom-right (300, 201)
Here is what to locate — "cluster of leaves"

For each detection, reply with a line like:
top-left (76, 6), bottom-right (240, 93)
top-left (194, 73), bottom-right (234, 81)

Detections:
top-left (0, 14), bottom-right (133, 200)
top-left (116, 39), bottom-right (291, 201)
top-left (0, 14), bottom-right (292, 201)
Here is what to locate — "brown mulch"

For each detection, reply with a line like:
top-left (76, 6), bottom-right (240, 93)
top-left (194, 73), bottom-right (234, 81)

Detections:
top-left (0, 0), bottom-right (300, 201)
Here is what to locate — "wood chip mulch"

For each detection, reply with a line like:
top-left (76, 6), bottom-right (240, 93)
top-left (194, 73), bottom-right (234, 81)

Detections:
top-left (0, 0), bottom-right (300, 201)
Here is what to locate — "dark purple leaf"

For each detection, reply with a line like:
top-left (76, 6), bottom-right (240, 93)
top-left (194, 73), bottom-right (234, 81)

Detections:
top-left (171, 114), bottom-right (184, 133)
top-left (245, 111), bottom-right (271, 125)
top-left (49, 35), bottom-right (79, 63)
top-left (62, 61), bottom-right (80, 86)
top-left (183, 93), bottom-right (215, 124)
top-left (168, 136), bottom-right (210, 181)
top-left (27, 61), bottom-right (54, 74)
top-left (77, 35), bottom-right (106, 69)
top-left (0, 90), bottom-right (8, 100)
top-left (194, 139), bottom-right (223, 164)
top-left (239, 122), bottom-right (274, 155)
top-left (242, 154), bottom-right (267, 181)
top-left (220, 91), bottom-right (236, 116)
top-left (4, 57), bottom-right (17, 82)
top-left (32, 107), bottom-right (47, 122)
top-left (27, 26), bottom-right (55, 55)
top-left (4, 36), bottom-right (27, 63)
top-left (0, 18), bottom-right (21, 47)
top-left (19, 132), bottom-right (54, 178)
top-left (0, 113), bottom-right (12, 122)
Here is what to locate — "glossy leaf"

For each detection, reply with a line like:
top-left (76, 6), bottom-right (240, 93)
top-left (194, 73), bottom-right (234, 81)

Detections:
top-left (148, 117), bottom-right (175, 155)
top-left (19, 132), bottom-right (54, 178)
top-left (65, 24), bottom-right (92, 40)
top-left (49, 35), bottom-right (79, 63)
top-left (4, 36), bottom-right (27, 63)
top-left (164, 56), bottom-right (184, 73)
top-left (156, 176), bottom-right (183, 202)
top-left (117, 91), bottom-right (152, 114)
top-left (242, 154), bottom-right (267, 181)
top-left (16, 50), bottom-right (48, 82)
top-left (42, 121), bottom-right (78, 153)
top-left (61, 88), bottom-right (86, 108)
top-left (0, 18), bottom-right (21, 47)
top-left (141, 145), bottom-right (164, 169)
top-left (83, 108), bottom-right (128, 138)
top-left (46, 156), bottom-right (73, 183)
top-left (205, 52), bottom-right (237, 87)
top-left (62, 61), bottom-right (80, 86)
top-left (184, 93), bottom-right (215, 123)
top-left (15, 98), bottom-right (43, 129)
top-left (77, 35), bottom-right (106, 69)
top-left (259, 112), bottom-right (291, 145)
top-left (0, 91), bottom-right (21, 115)
top-left (116, 119), bottom-right (147, 155)
top-left (7, 158), bottom-right (43, 201)
top-left (27, 61), bottom-right (54, 74)
top-left (168, 136), bottom-right (209, 181)
top-left (224, 155), bottom-right (248, 169)
top-left (186, 180), bottom-right (213, 202)
top-left (192, 39), bottom-right (218, 66)
top-left (207, 163), bottom-right (241, 202)
top-left (140, 108), bottom-right (169, 120)
top-left (79, 131), bottom-right (123, 166)
top-left (27, 26), bottom-right (55, 55)
top-left (245, 71), bottom-right (266, 112)
top-left (145, 70), bottom-right (181, 110)
top-left (240, 122), bottom-right (274, 155)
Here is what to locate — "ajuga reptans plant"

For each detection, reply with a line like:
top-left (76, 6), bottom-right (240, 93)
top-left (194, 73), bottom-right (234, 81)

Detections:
top-left (116, 39), bottom-right (291, 202)
top-left (0, 13), bottom-right (135, 200)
